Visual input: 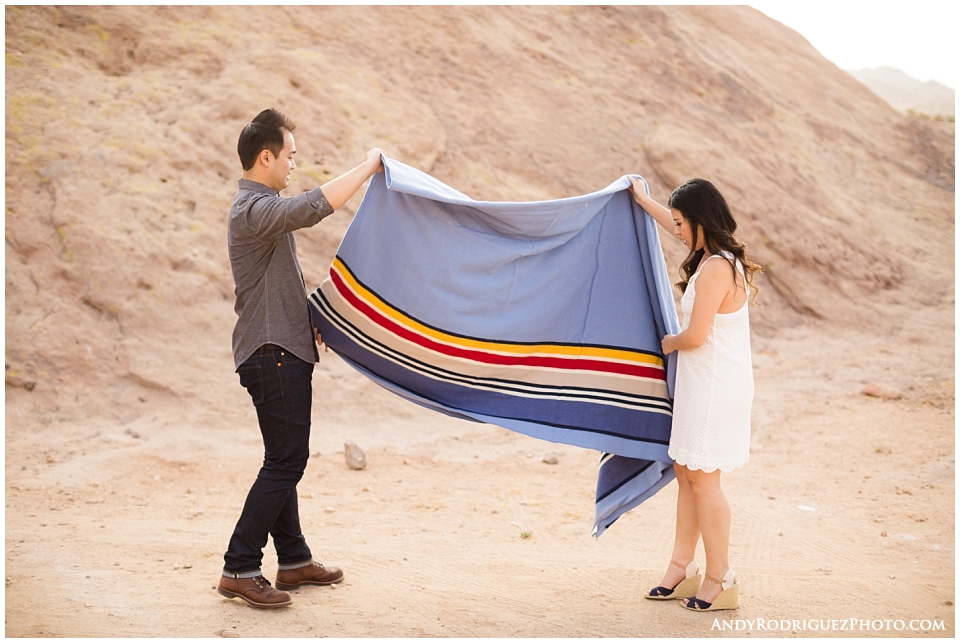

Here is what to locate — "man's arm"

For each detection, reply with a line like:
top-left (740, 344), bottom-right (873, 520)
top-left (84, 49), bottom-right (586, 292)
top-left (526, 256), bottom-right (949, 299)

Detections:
top-left (239, 189), bottom-right (334, 241)
top-left (321, 148), bottom-right (384, 210)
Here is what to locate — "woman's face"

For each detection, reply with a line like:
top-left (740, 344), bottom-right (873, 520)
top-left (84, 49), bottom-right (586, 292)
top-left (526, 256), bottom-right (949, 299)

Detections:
top-left (671, 209), bottom-right (703, 250)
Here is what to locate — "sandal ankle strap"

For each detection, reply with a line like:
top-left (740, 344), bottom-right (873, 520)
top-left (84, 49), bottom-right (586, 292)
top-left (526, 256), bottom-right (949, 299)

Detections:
top-left (704, 568), bottom-right (736, 590)
top-left (670, 559), bottom-right (701, 579)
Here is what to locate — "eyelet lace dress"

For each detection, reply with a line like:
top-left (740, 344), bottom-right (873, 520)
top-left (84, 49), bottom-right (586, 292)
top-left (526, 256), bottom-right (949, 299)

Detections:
top-left (668, 252), bottom-right (753, 472)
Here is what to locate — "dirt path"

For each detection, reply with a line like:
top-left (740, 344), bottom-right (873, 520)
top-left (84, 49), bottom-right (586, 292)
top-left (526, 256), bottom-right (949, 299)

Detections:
top-left (5, 298), bottom-right (954, 637)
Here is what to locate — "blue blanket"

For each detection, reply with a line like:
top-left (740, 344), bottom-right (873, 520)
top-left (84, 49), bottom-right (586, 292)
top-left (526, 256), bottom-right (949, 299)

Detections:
top-left (308, 157), bottom-right (681, 536)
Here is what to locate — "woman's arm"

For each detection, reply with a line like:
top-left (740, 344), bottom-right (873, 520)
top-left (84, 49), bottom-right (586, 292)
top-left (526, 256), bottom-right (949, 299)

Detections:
top-left (661, 260), bottom-right (734, 354)
top-left (628, 177), bottom-right (682, 242)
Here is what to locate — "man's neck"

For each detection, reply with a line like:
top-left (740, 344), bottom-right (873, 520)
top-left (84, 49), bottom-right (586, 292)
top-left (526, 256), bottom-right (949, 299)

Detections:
top-left (242, 171), bottom-right (278, 192)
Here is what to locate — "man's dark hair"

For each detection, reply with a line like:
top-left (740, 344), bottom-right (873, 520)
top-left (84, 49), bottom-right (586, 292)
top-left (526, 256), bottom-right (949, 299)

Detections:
top-left (237, 108), bottom-right (297, 171)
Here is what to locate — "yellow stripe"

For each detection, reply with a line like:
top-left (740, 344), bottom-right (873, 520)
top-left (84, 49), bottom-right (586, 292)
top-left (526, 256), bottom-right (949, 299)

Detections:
top-left (331, 258), bottom-right (663, 367)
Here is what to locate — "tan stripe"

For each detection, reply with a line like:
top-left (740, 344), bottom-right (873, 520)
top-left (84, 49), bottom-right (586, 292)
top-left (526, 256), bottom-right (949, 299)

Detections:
top-left (320, 281), bottom-right (670, 402)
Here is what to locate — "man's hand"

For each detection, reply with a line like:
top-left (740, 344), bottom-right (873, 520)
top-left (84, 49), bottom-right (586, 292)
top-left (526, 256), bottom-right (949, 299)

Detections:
top-left (314, 326), bottom-right (330, 353)
top-left (366, 148), bottom-right (385, 174)
top-left (321, 149), bottom-right (386, 210)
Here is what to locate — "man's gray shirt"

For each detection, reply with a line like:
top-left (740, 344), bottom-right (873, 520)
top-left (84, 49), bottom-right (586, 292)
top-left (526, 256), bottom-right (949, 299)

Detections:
top-left (228, 179), bottom-right (335, 370)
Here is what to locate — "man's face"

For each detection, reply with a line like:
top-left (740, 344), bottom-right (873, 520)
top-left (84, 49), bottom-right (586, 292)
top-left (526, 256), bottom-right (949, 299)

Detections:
top-left (266, 129), bottom-right (297, 192)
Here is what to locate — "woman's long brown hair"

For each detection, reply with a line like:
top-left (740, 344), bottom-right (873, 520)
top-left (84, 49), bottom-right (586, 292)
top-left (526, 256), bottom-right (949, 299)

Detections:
top-left (668, 178), bottom-right (761, 302)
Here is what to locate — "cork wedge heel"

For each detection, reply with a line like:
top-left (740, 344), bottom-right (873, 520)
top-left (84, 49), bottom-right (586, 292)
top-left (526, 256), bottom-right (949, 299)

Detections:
top-left (681, 568), bottom-right (739, 611)
top-left (645, 559), bottom-right (703, 600)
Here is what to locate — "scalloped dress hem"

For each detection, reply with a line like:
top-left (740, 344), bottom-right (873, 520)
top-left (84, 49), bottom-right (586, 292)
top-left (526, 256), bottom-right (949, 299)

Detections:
top-left (669, 448), bottom-right (749, 474)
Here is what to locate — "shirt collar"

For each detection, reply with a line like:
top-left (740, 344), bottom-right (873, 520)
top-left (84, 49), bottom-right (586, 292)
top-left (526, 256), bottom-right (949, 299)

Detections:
top-left (237, 178), bottom-right (279, 196)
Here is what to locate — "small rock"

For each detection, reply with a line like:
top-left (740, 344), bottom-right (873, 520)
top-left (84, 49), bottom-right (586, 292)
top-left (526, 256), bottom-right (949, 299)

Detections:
top-left (153, 475), bottom-right (161, 481)
top-left (881, 531), bottom-right (887, 537)
top-left (329, 583), bottom-right (338, 590)
top-left (862, 383), bottom-right (902, 400)
top-left (945, 601), bottom-right (953, 606)
top-left (888, 574), bottom-right (896, 579)
top-left (344, 441), bottom-right (366, 470)
top-left (85, 602), bottom-right (91, 607)
top-left (45, 455), bottom-right (55, 464)
top-left (325, 506), bottom-right (336, 513)
top-left (542, 453), bottom-right (559, 465)
top-left (778, 532), bottom-right (784, 537)
top-left (131, 431), bottom-right (140, 439)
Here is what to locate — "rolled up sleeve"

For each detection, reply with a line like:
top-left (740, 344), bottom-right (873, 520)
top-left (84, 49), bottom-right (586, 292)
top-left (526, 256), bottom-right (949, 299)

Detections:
top-left (241, 186), bottom-right (335, 241)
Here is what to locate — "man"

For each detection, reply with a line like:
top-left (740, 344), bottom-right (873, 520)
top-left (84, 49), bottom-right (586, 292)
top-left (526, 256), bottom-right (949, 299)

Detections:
top-left (218, 108), bottom-right (383, 608)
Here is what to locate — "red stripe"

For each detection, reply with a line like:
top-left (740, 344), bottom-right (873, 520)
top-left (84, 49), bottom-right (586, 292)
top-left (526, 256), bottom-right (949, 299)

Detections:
top-left (329, 268), bottom-right (666, 381)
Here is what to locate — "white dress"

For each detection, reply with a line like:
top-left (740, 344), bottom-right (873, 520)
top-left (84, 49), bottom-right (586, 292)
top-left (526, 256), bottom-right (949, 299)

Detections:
top-left (668, 252), bottom-right (753, 472)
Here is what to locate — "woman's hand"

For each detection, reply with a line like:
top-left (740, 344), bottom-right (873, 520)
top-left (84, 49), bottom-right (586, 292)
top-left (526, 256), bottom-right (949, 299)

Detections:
top-left (661, 334), bottom-right (676, 355)
top-left (628, 177), bottom-right (678, 240)
top-left (628, 176), bottom-right (647, 206)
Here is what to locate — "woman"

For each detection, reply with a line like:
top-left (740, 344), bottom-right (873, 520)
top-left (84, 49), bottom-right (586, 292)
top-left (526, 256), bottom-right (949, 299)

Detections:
top-left (628, 177), bottom-right (760, 612)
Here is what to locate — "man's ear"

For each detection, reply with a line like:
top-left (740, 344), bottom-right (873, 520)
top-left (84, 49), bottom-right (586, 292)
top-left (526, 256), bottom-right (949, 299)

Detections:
top-left (259, 149), bottom-right (274, 167)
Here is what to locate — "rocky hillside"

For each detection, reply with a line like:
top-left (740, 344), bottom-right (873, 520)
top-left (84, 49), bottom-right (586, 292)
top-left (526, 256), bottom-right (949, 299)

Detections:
top-left (5, 6), bottom-right (954, 419)
top-left (850, 66), bottom-right (955, 118)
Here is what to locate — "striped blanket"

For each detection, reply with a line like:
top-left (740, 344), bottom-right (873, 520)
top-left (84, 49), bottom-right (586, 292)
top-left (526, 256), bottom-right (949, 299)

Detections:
top-left (308, 157), bottom-right (681, 536)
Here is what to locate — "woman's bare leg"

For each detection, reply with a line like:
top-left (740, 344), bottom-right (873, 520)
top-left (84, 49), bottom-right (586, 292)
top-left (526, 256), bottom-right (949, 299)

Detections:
top-left (656, 463), bottom-right (702, 588)
top-left (684, 467), bottom-right (732, 602)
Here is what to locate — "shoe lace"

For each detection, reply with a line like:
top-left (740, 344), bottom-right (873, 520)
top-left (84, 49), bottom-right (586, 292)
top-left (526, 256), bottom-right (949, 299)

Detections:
top-left (253, 575), bottom-right (272, 589)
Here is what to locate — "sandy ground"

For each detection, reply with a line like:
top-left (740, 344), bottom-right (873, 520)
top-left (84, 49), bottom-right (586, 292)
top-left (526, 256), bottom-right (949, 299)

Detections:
top-left (5, 289), bottom-right (954, 638)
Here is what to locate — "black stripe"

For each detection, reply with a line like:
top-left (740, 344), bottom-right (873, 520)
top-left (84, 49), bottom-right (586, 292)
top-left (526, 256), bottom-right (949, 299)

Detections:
top-left (596, 459), bottom-right (657, 503)
top-left (313, 294), bottom-right (670, 446)
top-left (315, 291), bottom-right (671, 412)
top-left (312, 290), bottom-right (672, 413)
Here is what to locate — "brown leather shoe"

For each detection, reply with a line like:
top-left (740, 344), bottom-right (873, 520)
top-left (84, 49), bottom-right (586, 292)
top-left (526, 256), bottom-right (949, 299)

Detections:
top-left (218, 574), bottom-right (292, 608)
top-left (275, 560), bottom-right (344, 590)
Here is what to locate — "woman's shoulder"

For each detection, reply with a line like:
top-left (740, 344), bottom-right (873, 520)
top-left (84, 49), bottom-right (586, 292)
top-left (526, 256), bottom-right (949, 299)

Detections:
top-left (696, 254), bottom-right (738, 284)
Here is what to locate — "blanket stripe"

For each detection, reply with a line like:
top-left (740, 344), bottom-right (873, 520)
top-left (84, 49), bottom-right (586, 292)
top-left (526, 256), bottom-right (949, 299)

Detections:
top-left (312, 257), bottom-right (673, 417)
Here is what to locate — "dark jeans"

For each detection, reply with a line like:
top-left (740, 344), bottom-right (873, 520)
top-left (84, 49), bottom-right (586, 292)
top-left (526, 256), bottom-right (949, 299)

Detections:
top-left (223, 345), bottom-right (314, 573)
